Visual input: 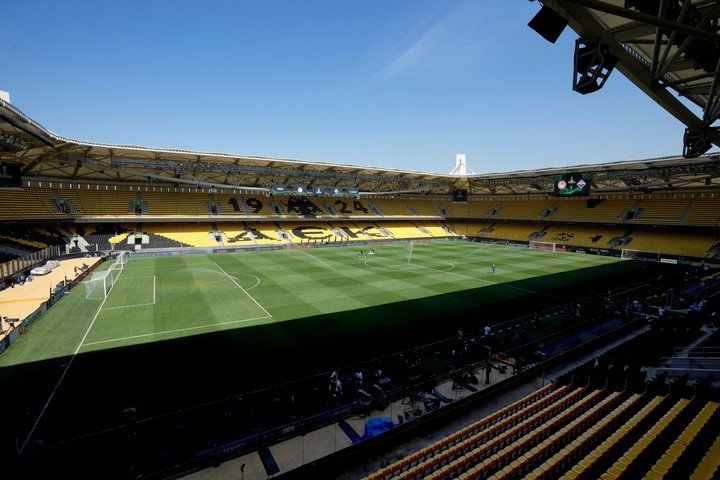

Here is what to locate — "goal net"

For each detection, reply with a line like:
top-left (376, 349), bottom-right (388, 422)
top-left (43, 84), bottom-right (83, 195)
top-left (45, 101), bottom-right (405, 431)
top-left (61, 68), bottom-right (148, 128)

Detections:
top-left (529, 241), bottom-right (556, 252)
top-left (621, 249), bottom-right (660, 262)
top-left (85, 253), bottom-right (127, 300)
top-left (85, 270), bottom-right (114, 300)
top-left (113, 251), bottom-right (128, 269)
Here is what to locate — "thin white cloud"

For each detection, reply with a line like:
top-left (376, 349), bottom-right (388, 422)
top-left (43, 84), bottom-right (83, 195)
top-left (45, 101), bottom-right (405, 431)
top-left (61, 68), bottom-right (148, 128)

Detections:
top-left (372, 1), bottom-right (487, 80)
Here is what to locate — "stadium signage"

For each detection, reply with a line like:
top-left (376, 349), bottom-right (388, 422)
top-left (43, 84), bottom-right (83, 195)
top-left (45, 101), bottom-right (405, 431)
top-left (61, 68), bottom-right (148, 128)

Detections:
top-left (553, 172), bottom-right (591, 196)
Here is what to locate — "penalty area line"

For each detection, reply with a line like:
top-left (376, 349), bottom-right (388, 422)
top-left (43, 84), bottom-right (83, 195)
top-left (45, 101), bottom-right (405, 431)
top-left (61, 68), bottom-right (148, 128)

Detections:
top-left (81, 315), bottom-right (273, 347)
top-left (374, 255), bottom-right (563, 300)
top-left (298, 249), bottom-right (337, 271)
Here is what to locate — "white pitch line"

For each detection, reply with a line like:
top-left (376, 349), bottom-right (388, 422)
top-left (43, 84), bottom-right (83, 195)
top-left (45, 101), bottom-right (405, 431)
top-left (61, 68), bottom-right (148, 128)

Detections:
top-left (221, 272), bottom-right (261, 290)
top-left (299, 249), bottom-right (337, 271)
top-left (210, 260), bottom-right (272, 318)
top-left (82, 315), bottom-right (273, 347)
top-left (114, 275), bottom-right (156, 280)
top-left (374, 255), bottom-right (563, 300)
top-left (101, 302), bottom-right (155, 311)
top-left (122, 261), bottom-right (212, 270)
top-left (460, 242), bottom-right (495, 259)
top-left (20, 258), bottom-right (127, 453)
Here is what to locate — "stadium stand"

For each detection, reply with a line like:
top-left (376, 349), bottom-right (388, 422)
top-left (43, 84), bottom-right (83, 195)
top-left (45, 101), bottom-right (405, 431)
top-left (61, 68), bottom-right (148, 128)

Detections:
top-left (407, 199), bottom-right (446, 216)
top-left (465, 200), bottom-right (504, 219)
top-left (496, 199), bottom-right (558, 220)
top-left (628, 197), bottom-right (692, 225)
top-left (0, 226), bottom-right (66, 251)
top-left (368, 198), bottom-right (404, 216)
top-left (76, 224), bottom-right (133, 251)
top-left (622, 229), bottom-right (720, 259)
top-left (140, 223), bottom-right (218, 247)
top-left (459, 221), bottom-right (542, 242)
top-left (0, 184), bottom-right (718, 262)
top-left (0, 187), bottom-right (59, 219)
top-left (141, 190), bottom-right (210, 216)
top-left (684, 197), bottom-right (720, 227)
top-left (243, 222), bottom-right (289, 244)
top-left (218, 222), bottom-right (258, 245)
top-left (549, 198), bottom-right (638, 223)
top-left (542, 224), bottom-right (628, 249)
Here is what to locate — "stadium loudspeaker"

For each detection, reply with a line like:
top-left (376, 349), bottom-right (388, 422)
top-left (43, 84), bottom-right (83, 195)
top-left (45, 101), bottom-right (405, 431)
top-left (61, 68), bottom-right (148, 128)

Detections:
top-left (683, 127), bottom-right (718, 158)
top-left (528, 6), bottom-right (568, 44)
top-left (573, 38), bottom-right (618, 95)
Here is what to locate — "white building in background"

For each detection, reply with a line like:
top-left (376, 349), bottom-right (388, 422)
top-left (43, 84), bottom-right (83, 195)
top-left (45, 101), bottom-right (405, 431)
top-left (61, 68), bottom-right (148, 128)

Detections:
top-left (449, 153), bottom-right (475, 176)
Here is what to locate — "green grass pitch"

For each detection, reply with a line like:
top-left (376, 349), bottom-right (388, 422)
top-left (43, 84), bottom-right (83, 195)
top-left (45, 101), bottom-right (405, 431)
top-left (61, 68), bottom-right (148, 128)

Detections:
top-left (3, 241), bottom-right (624, 363)
top-left (0, 241), bottom-right (649, 446)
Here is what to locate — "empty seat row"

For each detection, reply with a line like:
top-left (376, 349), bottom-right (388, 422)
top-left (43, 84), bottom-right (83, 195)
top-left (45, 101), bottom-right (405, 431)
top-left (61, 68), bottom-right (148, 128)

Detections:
top-left (393, 387), bottom-right (592, 480)
top-left (689, 429), bottom-right (720, 479)
top-left (423, 389), bottom-right (606, 480)
top-left (362, 383), bottom-right (560, 480)
top-left (642, 401), bottom-right (719, 480)
top-left (485, 391), bottom-right (626, 480)
top-left (525, 393), bottom-right (646, 480)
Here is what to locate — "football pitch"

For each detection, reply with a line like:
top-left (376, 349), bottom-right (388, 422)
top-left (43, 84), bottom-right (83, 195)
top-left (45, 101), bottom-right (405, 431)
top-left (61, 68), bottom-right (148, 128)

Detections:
top-left (1, 241), bottom-right (651, 447)
top-left (84, 241), bottom-right (625, 349)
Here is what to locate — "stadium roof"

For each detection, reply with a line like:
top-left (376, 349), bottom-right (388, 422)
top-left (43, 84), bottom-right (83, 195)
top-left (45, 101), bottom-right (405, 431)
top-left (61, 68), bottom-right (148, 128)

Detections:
top-left (1, 95), bottom-right (720, 196)
top-left (538, 0), bottom-right (720, 154)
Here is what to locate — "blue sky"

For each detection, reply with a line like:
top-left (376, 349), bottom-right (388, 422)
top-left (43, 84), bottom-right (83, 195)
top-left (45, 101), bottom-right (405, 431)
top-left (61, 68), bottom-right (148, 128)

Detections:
top-left (0, 1), bottom-right (701, 173)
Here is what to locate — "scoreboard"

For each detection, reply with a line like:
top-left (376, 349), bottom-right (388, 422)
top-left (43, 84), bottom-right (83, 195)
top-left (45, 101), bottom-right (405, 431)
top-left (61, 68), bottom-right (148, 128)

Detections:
top-left (553, 172), bottom-right (591, 196)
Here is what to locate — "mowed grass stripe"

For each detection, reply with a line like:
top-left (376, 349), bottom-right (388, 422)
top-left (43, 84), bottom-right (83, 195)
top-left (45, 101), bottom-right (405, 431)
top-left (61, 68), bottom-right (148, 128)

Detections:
top-left (215, 252), bottom-right (420, 315)
top-left (2, 242), bottom-right (628, 357)
top-left (82, 256), bottom-right (270, 346)
top-left (269, 250), bottom-right (468, 301)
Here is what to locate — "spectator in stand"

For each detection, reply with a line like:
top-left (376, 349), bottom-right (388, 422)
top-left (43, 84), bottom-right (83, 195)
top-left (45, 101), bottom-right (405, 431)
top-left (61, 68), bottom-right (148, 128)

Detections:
top-left (328, 367), bottom-right (339, 395)
top-left (333, 378), bottom-right (342, 401)
top-left (484, 325), bottom-right (492, 337)
top-left (371, 367), bottom-right (386, 398)
top-left (484, 361), bottom-right (492, 385)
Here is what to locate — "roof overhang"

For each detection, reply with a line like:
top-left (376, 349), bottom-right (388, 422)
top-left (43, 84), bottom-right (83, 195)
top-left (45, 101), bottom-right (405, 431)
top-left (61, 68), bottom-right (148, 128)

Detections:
top-left (538, 0), bottom-right (720, 153)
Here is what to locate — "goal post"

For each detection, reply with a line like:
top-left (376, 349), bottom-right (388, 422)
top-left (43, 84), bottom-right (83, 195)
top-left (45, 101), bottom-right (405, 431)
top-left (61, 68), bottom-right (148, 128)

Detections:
top-left (85, 270), bottom-right (114, 300)
top-left (620, 248), bottom-right (639, 260)
top-left (621, 249), bottom-right (660, 262)
top-left (112, 251), bottom-right (128, 269)
top-left (85, 252), bottom-right (127, 300)
top-left (529, 241), bottom-right (556, 252)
